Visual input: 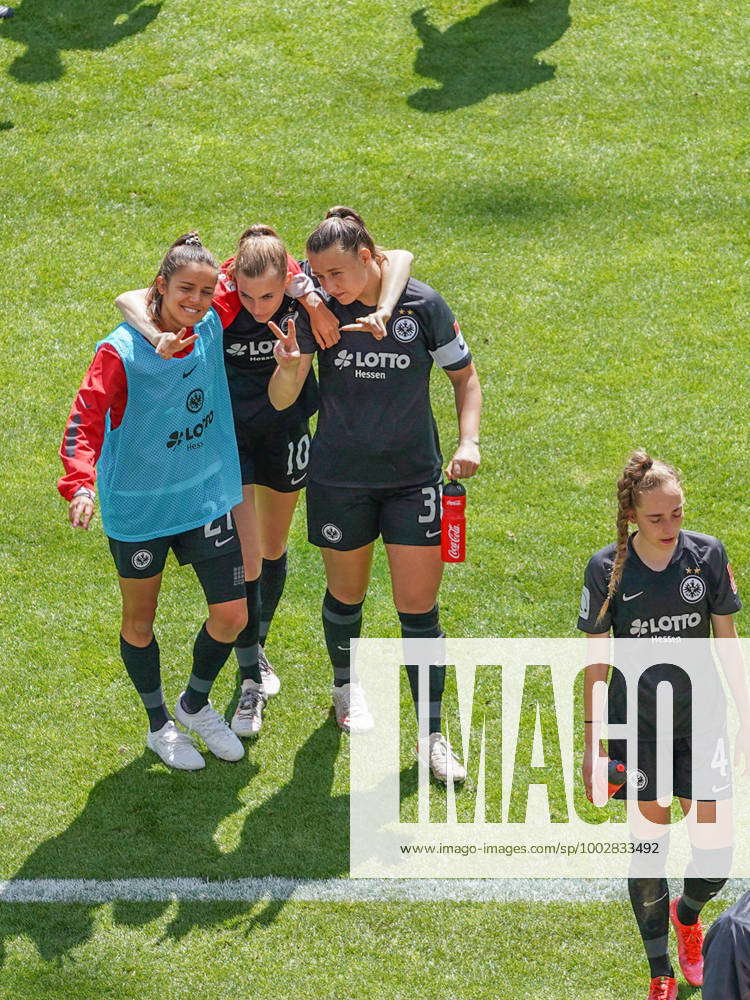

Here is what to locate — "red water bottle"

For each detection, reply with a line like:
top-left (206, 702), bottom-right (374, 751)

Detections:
top-left (607, 759), bottom-right (627, 798)
top-left (587, 758), bottom-right (627, 803)
top-left (441, 480), bottom-right (466, 563)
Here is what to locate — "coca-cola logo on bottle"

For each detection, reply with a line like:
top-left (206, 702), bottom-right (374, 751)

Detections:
top-left (447, 522), bottom-right (462, 560)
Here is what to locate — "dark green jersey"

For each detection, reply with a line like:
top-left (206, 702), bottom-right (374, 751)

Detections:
top-left (577, 530), bottom-right (741, 738)
top-left (295, 277), bottom-right (472, 488)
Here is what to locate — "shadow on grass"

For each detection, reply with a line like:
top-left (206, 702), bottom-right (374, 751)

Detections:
top-left (0, 717), bottom-right (429, 961)
top-left (0, 0), bottom-right (161, 83)
top-left (0, 721), bottom-right (350, 963)
top-left (409, 0), bottom-right (571, 112)
top-left (0, 121), bottom-right (13, 130)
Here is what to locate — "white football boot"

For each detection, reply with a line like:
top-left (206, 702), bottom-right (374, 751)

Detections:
top-left (231, 679), bottom-right (267, 737)
top-left (175, 697), bottom-right (244, 762)
top-left (331, 682), bottom-right (374, 733)
top-left (146, 720), bottom-right (205, 771)
top-left (258, 646), bottom-right (281, 697)
top-left (417, 732), bottom-right (467, 784)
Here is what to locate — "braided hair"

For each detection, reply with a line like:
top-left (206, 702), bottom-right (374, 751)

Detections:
top-left (147, 232), bottom-right (218, 322)
top-left (596, 450), bottom-right (682, 624)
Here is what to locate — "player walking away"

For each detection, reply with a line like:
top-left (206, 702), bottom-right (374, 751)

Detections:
top-left (59, 233), bottom-right (248, 770)
top-left (702, 889), bottom-right (750, 999)
top-left (269, 207), bottom-right (482, 783)
top-left (115, 226), bottom-right (413, 739)
top-left (578, 451), bottom-right (750, 999)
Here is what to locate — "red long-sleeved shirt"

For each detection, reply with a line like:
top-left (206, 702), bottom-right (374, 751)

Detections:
top-left (58, 257), bottom-right (310, 501)
top-left (58, 339), bottom-right (195, 501)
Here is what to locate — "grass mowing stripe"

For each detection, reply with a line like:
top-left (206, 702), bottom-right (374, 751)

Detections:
top-left (3, 877), bottom-right (750, 904)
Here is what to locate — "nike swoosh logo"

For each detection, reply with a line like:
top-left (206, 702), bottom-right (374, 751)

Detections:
top-left (337, 645), bottom-right (350, 652)
top-left (623, 592), bottom-right (644, 602)
top-left (290, 474), bottom-right (306, 485)
top-left (425, 530), bottom-right (441, 538)
top-left (214, 537), bottom-right (233, 547)
top-left (712, 783), bottom-right (730, 794)
top-left (182, 365), bottom-right (197, 379)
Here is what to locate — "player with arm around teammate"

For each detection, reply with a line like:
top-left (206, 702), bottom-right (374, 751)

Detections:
top-left (269, 207), bottom-right (482, 783)
top-left (577, 450), bottom-right (750, 999)
top-left (59, 233), bottom-right (247, 770)
top-left (115, 225), bottom-right (413, 738)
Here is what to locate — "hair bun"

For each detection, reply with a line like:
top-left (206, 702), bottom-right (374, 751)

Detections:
top-left (325, 205), bottom-right (366, 227)
top-left (184, 232), bottom-right (202, 246)
top-left (239, 224), bottom-right (278, 241)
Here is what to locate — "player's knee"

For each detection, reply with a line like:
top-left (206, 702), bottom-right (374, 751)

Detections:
top-left (628, 833), bottom-right (670, 878)
top-left (329, 586), bottom-right (367, 606)
top-left (262, 540), bottom-right (287, 561)
top-left (211, 601), bottom-right (248, 640)
top-left (688, 845), bottom-right (733, 880)
top-left (243, 554), bottom-right (262, 580)
top-left (122, 604), bottom-right (157, 639)
top-left (397, 599), bottom-right (439, 617)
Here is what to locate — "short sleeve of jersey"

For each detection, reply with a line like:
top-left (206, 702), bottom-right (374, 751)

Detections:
top-left (577, 549), bottom-right (614, 633)
top-left (212, 272), bottom-right (242, 329)
top-left (706, 539), bottom-right (742, 615)
top-left (419, 288), bottom-right (472, 371)
top-left (293, 305), bottom-right (318, 356)
top-left (285, 255), bottom-right (314, 299)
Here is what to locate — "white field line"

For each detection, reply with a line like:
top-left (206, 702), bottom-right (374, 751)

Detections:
top-left (2, 877), bottom-right (750, 904)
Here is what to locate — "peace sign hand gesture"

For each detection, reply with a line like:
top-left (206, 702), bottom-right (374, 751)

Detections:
top-left (155, 327), bottom-right (198, 359)
top-left (270, 318), bottom-right (301, 369)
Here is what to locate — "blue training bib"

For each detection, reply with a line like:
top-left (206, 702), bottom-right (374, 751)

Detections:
top-left (97, 308), bottom-right (242, 542)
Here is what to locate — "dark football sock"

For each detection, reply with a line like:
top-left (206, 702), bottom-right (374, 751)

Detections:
top-left (679, 846), bottom-right (732, 924)
top-left (399, 606), bottom-right (445, 735)
top-left (322, 589), bottom-right (364, 687)
top-left (235, 577), bottom-right (262, 683)
top-left (628, 877), bottom-right (674, 979)
top-left (259, 551), bottom-right (288, 647)
top-left (120, 634), bottom-right (169, 732)
top-left (181, 621), bottom-right (235, 714)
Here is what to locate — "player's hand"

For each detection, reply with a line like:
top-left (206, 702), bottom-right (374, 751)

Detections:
top-left (582, 746), bottom-right (595, 802)
top-left (341, 307), bottom-right (390, 341)
top-left (270, 318), bottom-right (301, 369)
top-left (734, 723), bottom-right (750, 776)
top-left (155, 328), bottom-right (198, 359)
top-left (582, 742), bottom-right (608, 802)
top-left (69, 495), bottom-right (95, 530)
top-left (445, 440), bottom-right (480, 479)
top-left (307, 299), bottom-right (340, 349)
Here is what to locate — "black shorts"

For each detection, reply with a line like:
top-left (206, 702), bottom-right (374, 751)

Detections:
top-left (236, 418), bottom-right (311, 492)
top-left (108, 513), bottom-right (245, 605)
top-left (306, 477), bottom-right (443, 551)
top-left (609, 732), bottom-right (732, 802)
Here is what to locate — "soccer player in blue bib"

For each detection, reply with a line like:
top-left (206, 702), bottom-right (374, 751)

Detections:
top-left (577, 451), bottom-right (749, 999)
top-left (59, 233), bottom-right (247, 770)
top-left (269, 207), bottom-right (482, 783)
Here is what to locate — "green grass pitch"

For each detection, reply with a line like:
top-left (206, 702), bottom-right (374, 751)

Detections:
top-left (1, 0), bottom-right (748, 996)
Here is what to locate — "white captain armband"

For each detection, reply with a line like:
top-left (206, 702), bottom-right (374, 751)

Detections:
top-left (429, 333), bottom-right (471, 369)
